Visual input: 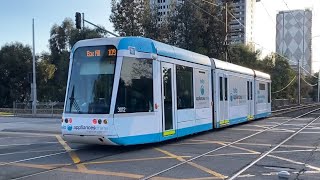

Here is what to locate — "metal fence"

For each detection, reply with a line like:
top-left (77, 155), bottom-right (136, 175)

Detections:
top-left (1, 98), bottom-right (317, 117)
top-left (272, 98), bottom-right (314, 109)
top-left (13, 102), bottom-right (64, 118)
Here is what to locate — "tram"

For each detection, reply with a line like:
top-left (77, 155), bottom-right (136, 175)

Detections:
top-left (61, 37), bottom-right (271, 145)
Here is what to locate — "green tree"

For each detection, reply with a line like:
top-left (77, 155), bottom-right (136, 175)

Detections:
top-left (39, 18), bottom-right (104, 102)
top-left (110, 0), bottom-right (144, 36)
top-left (228, 44), bottom-right (260, 69)
top-left (270, 55), bottom-right (296, 100)
top-left (0, 43), bottom-right (33, 107)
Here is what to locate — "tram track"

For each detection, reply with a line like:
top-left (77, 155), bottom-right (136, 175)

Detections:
top-left (228, 115), bottom-right (320, 179)
top-left (8, 146), bottom-right (130, 180)
top-left (271, 103), bottom-right (320, 117)
top-left (141, 105), bottom-right (320, 180)
top-left (4, 105), bottom-right (320, 180)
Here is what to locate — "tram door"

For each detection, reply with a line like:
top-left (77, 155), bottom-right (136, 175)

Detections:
top-left (161, 62), bottom-right (176, 137)
top-left (218, 73), bottom-right (229, 126)
top-left (247, 80), bottom-right (254, 120)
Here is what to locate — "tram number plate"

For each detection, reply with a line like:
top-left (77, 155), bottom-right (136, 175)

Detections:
top-left (117, 107), bottom-right (126, 113)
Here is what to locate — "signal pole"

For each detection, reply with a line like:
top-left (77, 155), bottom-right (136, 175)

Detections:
top-left (32, 18), bottom-right (37, 115)
top-left (318, 70), bottom-right (320, 103)
top-left (298, 59), bottom-right (301, 105)
top-left (224, 2), bottom-right (228, 62)
top-left (82, 13), bottom-right (85, 28)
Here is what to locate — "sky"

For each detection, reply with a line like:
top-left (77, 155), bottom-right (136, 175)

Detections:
top-left (0, 0), bottom-right (113, 54)
top-left (255, 0), bottom-right (320, 73)
top-left (0, 0), bottom-right (319, 73)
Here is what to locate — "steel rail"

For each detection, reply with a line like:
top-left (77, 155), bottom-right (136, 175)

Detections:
top-left (228, 115), bottom-right (320, 180)
top-left (141, 107), bottom-right (320, 180)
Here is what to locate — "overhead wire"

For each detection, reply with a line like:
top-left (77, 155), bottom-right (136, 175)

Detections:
top-left (300, 66), bottom-right (318, 78)
top-left (260, 0), bottom-right (276, 24)
top-left (302, 77), bottom-right (318, 87)
top-left (272, 76), bottom-right (297, 94)
top-left (194, 0), bottom-right (318, 88)
top-left (187, 0), bottom-right (303, 95)
top-left (227, 9), bottom-right (301, 68)
top-left (185, 0), bottom-right (225, 24)
top-left (281, 0), bottom-right (315, 76)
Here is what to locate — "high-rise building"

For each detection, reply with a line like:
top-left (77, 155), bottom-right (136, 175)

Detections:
top-left (150, 0), bottom-right (182, 22)
top-left (227, 0), bottom-right (256, 48)
top-left (276, 9), bottom-right (312, 74)
top-left (151, 0), bottom-right (256, 48)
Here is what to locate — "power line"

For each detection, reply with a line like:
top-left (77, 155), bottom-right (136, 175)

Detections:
top-left (260, 0), bottom-right (276, 25)
top-left (302, 77), bottom-right (318, 87)
top-left (229, 7), bottom-right (318, 78)
top-left (198, 0), bottom-right (317, 79)
top-left (300, 66), bottom-right (318, 78)
top-left (227, 10), bottom-right (245, 27)
top-left (272, 76), bottom-right (297, 94)
top-left (281, 0), bottom-right (303, 30)
top-left (185, 0), bottom-right (225, 24)
top-left (192, 1), bottom-right (313, 97)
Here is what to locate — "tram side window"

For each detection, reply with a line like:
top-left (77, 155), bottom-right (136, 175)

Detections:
top-left (247, 81), bottom-right (249, 100)
top-left (220, 77), bottom-right (223, 101)
top-left (250, 81), bottom-right (253, 100)
top-left (259, 83), bottom-right (266, 90)
top-left (176, 65), bottom-right (194, 109)
top-left (267, 82), bottom-right (271, 103)
top-left (115, 57), bottom-right (153, 113)
top-left (224, 77), bottom-right (228, 101)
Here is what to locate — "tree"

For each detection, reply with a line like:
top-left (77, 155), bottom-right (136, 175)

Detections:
top-left (110, 0), bottom-right (144, 36)
top-left (228, 44), bottom-right (260, 69)
top-left (270, 55), bottom-right (296, 100)
top-left (0, 43), bottom-right (33, 107)
top-left (38, 18), bottom-right (105, 102)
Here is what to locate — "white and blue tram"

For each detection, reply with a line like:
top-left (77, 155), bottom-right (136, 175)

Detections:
top-left (61, 37), bottom-right (271, 145)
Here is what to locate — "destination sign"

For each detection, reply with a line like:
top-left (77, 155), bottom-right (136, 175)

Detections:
top-left (85, 46), bottom-right (117, 58)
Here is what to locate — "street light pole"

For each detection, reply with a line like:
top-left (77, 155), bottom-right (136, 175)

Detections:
top-left (32, 18), bottom-right (37, 115)
top-left (225, 2), bottom-right (228, 62)
top-left (318, 70), bottom-right (320, 103)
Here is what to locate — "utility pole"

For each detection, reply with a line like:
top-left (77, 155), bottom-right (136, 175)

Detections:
top-left (298, 60), bottom-right (301, 104)
top-left (318, 70), bottom-right (320, 103)
top-left (224, 2), bottom-right (228, 62)
top-left (82, 13), bottom-right (85, 28)
top-left (32, 18), bottom-right (37, 115)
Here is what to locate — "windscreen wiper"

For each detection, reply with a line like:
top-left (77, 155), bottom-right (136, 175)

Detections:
top-left (69, 97), bottom-right (81, 113)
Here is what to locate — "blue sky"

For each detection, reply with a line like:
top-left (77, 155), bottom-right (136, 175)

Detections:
top-left (0, 0), bottom-right (114, 53)
top-left (0, 0), bottom-right (319, 72)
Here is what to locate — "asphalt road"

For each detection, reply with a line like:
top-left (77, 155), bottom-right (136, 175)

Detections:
top-left (1, 107), bottom-right (320, 180)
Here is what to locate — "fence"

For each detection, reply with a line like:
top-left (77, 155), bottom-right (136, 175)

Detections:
top-left (272, 98), bottom-right (314, 109)
top-left (2, 98), bottom-right (317, 117)
top-left (13, 102), bottom-right (64, 118)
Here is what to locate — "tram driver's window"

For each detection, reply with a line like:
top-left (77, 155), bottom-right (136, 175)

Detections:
top-left (176, 65), bottom-right (194, 109)
top-left (115, 57), bottom-right (154, 113)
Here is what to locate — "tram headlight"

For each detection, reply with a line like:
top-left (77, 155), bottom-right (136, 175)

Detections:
top-left (103, 119), bottom-right (108, 124)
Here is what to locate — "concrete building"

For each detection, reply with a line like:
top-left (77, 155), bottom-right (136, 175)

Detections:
top-left (227, 0), bottom-right (256, 48)
top-left (276, 9), bottom-right (312, 74)
top-left (151, 0), bottom-right (256, 48)
top-left (150, 0), bottom-right (182, 22)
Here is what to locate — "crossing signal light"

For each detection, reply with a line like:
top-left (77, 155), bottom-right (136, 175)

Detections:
top-left (75, 12), bottom-right (81, 29)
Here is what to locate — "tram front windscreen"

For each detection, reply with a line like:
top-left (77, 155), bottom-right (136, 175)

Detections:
top-left (65, 45), bottom-right (117, 114)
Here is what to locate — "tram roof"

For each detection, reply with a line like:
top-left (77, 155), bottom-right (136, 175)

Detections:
top-left (73, 37), bottom-right (211, 66)
top-left (210, 58), bottom-right (255, 76)
top-left (254, 70), bottom-right (271, 80)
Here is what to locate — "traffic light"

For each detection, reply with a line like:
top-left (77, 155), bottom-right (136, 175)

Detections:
top-left (75, 12), bottom-right (81, 29)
